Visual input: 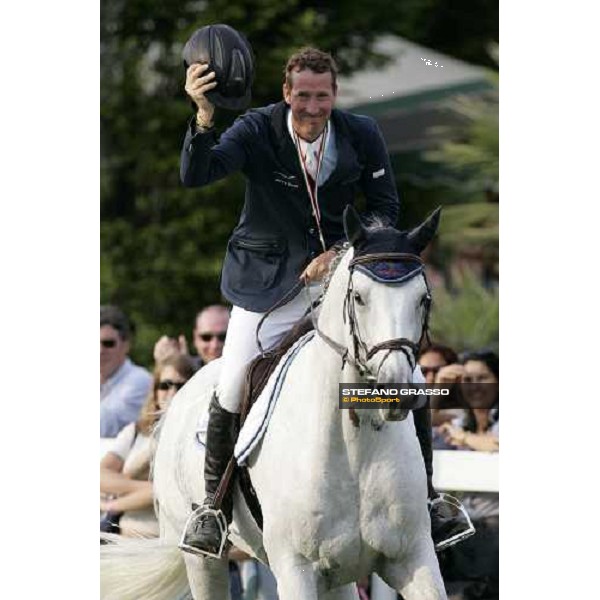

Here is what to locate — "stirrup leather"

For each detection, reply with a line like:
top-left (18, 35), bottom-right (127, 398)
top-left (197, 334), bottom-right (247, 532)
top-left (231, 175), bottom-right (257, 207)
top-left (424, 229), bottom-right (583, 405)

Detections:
top-left (179, 505), bottom-right (229, 559)
top-left (430, 492), bottom-right (476, 552)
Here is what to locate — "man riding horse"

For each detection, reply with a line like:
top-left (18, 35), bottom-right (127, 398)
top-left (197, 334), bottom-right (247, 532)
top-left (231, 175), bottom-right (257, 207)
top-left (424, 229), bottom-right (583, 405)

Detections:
top-left (178, 24), bottom-right (471, 558)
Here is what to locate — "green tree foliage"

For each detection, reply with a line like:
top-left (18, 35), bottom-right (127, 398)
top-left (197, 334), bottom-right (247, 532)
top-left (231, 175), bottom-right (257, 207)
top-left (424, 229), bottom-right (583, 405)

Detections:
top-left (430, 269), bottom-right (498, 352)
top-left (101, 0), bottom-right (498, 364)
top-left (425, 73), bottom-right (499, 197)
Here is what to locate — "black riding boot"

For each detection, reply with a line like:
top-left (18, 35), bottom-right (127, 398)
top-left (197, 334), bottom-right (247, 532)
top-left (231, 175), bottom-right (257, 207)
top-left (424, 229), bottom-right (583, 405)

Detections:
top-left (413, 403), bottom-right (475, 551)
top-left (179, 394), bottom-right (240, 558)
top-left (413, 403), bottom-right (436, 499)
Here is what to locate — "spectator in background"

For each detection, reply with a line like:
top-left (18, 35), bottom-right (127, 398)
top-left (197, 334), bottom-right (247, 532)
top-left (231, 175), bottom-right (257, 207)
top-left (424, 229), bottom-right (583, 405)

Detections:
top-left (418, 344), bottom-right (460, 427)
top-left (437, 350), bottom-right (499, 452)
top-left (100, 354), bottom-right (197, 537)
top-left (101, 305), bottom-right (153, 438)
top-left (435, 350), bottom-right (499, 599)
top-left (192, 305), bottom-right (230, 365)
top-left (419, 344), bottom-right (458, 384)
top-left (153, 304), bottom-right (230, 368)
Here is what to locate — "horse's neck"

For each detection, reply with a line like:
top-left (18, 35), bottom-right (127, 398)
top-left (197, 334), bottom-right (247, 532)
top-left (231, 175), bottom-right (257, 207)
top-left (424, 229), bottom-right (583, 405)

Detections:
top-left (306, 250), bottom-right (412, 464)
top-left (304, 255), bottom-right (384, 465)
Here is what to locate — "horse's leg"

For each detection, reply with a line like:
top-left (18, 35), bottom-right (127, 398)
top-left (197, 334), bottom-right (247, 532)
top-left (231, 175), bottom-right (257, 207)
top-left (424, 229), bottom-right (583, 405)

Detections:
top-left (320, 583), bottom-right (360, 600)
top-left (378, 542), bottom-right (447, 600)
top-left (268, 556), bottom-right (319, 600)
top-left (182, 554), bottom-right (231, 600)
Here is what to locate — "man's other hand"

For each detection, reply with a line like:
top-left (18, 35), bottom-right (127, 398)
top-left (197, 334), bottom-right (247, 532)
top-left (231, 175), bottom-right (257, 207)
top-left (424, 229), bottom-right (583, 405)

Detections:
top-left (300, 249), bottom-right (337, 283)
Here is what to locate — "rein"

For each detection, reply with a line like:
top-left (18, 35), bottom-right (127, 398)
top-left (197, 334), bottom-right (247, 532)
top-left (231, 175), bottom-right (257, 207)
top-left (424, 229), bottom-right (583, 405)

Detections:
top-left (255, 250), bottom-right (433, 386)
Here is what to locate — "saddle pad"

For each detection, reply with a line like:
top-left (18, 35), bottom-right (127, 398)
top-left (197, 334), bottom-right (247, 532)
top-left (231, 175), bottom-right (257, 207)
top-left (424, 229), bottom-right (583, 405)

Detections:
top-left (234, 330), bottom-right (315, 465)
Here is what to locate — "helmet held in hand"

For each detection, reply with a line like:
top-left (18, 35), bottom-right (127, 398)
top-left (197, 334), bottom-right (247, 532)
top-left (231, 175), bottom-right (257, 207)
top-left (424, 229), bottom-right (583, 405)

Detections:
top-left (182, 24), bottom-right (255, 111)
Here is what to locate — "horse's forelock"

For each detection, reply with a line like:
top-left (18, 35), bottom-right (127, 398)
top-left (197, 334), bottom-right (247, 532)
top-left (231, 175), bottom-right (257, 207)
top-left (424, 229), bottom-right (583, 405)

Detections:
top-left (364, 215), bottom-right (389, 232)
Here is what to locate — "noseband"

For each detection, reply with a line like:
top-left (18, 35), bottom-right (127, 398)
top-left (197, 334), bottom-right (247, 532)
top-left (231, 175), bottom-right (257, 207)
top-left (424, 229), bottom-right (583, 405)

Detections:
top-left (314, 252), bottom-right (432, 383)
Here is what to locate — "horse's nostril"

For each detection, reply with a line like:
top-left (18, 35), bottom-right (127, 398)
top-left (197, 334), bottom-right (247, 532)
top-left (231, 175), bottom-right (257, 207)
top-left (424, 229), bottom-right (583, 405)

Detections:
top-left (385, 408), bottom-right (409, 422)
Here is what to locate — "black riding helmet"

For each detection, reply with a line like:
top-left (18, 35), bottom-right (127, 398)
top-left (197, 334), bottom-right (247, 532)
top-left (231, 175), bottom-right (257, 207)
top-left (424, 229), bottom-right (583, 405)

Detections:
top-left (182, 24), bottom-right (255, 111)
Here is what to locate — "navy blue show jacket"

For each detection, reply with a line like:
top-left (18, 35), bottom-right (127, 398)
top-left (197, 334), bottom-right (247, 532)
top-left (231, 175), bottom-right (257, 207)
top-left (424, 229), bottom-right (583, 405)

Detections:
top-left (181, 100), bottom-right (400, 312)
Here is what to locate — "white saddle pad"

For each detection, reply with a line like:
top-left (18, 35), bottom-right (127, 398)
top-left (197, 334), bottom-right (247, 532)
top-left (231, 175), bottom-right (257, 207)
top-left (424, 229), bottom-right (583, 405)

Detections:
top-left (234, 330), bottom-right (315, 465)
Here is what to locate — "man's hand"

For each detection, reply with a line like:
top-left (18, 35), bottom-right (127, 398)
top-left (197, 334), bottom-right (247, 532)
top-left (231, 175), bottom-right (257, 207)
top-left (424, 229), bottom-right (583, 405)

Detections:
top-left (435, 364), bottom-right (466, 384)
top-left (184, 63), bottom-right (217, 125)
top-left (153, 335), bottom-right (189, 364)
top-left (300, 249), bottom-right (337, 283)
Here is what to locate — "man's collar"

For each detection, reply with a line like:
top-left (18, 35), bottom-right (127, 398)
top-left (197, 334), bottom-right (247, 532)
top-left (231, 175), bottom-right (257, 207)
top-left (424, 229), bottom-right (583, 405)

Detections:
top-left (286, 107), bottom-right (331, 146)
top-left (270, 101), bottom-right (346, 144)
top-left (269, 101), bottom-right (356, 182)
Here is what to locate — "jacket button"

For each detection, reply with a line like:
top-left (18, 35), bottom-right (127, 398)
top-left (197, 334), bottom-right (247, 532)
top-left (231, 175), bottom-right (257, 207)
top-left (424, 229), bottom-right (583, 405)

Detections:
top-left (308, 228), bottom-right (316, 235)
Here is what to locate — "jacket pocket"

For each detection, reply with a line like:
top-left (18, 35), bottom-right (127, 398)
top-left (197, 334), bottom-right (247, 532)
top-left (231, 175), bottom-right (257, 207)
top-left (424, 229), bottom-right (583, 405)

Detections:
top-left (230, 237), bottom-right (286, 254)
top-left (225, 235), bottom-right (287, 291)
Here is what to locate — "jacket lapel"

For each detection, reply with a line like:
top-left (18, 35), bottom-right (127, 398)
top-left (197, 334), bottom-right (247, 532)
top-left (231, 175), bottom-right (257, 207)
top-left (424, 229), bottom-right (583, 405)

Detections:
top-left (324, 109), bottom-right (362, 187)
top-left (269, 103), bottom-right (361, 186)
top-left (269, 101), bottom-right (302, 176)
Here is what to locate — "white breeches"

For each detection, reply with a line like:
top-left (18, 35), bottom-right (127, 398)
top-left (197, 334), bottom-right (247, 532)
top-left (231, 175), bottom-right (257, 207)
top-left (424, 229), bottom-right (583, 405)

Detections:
top-left (217, 283), bottom-right (323, 413)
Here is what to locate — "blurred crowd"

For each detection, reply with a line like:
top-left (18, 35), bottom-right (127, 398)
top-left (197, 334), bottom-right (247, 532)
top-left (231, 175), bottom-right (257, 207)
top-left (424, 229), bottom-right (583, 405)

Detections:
top-left (99, 304), bottom-right (498, 600)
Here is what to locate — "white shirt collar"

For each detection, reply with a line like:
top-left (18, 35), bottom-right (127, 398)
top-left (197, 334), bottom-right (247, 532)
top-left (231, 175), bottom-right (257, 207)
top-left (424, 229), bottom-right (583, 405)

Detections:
top-left (286, 108), bottom-right (337, 186)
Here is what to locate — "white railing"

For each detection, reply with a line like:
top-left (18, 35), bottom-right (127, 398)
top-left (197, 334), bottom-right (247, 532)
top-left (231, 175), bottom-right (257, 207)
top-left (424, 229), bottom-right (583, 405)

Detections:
top-left (101, 442), bottom-right (498, 493)
top-left (433, 449), bottom-right (498, 493)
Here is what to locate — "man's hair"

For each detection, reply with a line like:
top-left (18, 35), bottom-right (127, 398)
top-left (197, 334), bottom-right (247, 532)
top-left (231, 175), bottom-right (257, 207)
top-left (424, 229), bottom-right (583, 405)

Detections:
top-left (100, 305), bottom-right (132, 341)
top-left (195, 304), bottom-right (230, 322)
top-left (419, 343), bottom-right (459, 365)
top-left (194, 304), bottom-right (230, 332)
top-left (284, 47), bottom-right (338, 89)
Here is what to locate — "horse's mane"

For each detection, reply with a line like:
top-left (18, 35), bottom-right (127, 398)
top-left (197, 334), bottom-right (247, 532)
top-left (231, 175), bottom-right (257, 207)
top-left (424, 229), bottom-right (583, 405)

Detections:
top-left (321, 241), bottom-right (350, 296)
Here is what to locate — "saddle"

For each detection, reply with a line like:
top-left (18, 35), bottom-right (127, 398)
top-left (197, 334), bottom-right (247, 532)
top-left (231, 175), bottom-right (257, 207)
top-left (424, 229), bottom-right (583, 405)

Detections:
top-left (241, 315), bottom-right (315, 420)
top-left (235, 315), bottom-right (315, 530)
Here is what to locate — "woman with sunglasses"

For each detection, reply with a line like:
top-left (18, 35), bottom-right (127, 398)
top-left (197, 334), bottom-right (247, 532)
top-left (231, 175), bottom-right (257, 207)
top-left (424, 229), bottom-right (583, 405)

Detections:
top-left (100, 354), bottom-right (197, 537)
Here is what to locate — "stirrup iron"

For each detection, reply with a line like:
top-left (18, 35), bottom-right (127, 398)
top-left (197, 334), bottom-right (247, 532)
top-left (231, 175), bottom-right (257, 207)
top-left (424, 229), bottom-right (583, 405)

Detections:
top-left (431, 492), bottom-right (476, 552)
top-left (179, 506), bottom-right (229, 559)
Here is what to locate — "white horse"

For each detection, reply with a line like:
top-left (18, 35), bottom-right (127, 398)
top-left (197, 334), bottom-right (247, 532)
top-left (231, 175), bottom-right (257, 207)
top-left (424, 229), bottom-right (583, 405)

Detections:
top-left (100, 207), bottom-right (447, 600)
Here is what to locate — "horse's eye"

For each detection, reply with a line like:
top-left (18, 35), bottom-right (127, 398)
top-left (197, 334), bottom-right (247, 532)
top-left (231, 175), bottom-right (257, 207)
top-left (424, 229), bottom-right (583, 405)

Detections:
top-left (421, 294), bottom-right (432, 308)
top-left (354, 292), bottom-right (365, 306)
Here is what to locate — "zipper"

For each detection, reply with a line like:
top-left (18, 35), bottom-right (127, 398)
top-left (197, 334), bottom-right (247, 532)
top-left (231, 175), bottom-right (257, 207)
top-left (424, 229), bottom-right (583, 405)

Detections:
top-left (232, 238), bottom-right (284, 252)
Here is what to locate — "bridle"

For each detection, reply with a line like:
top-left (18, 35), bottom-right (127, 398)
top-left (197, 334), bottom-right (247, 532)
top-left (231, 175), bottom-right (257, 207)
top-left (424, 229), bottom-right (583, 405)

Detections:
top-left (311, 252), bottom-right (432, 384)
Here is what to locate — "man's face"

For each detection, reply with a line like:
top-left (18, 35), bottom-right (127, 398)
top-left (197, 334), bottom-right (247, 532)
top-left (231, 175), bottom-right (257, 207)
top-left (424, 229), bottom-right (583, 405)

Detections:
top-left (100, 325), bottom-right (129, 382)
top-left (283, 69), bottom-right (337, 142)
top-left (418, 351), bottom-right (447, 384)
top-left (193, 311), bottom-right (229, 363)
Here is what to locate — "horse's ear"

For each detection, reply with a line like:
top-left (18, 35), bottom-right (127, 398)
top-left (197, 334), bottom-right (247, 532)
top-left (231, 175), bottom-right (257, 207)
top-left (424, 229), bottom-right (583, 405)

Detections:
top-left (343, 205), bottom-right (366, 246)
top-left (407, 207), bottom-right (442, 253)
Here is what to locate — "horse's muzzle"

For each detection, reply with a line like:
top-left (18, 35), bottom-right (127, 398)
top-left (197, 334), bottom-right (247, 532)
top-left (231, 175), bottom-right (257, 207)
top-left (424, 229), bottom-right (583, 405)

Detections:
top-left (380, 406), bottom-right (410, 422)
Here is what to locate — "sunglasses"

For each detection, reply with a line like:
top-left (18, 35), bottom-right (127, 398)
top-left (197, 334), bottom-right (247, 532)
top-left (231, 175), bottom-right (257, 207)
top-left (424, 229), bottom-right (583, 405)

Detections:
top-left (420, 365), bottom-right (443, 376)
top-left (198, 332), bottom-right (227, 343)
top-left (157, 380), bottom-right (186, 392)
top-left (100, 339), bottom-right (118, 348)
